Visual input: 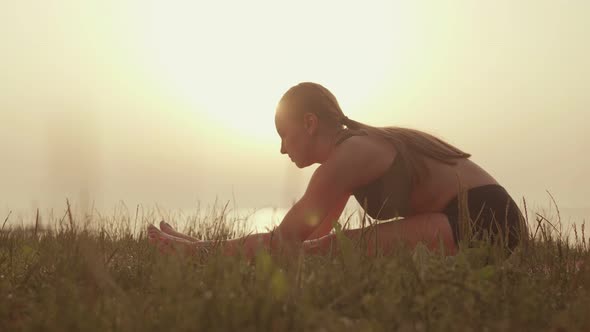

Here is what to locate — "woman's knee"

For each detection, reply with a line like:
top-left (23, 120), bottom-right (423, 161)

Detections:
top-left (302, 213), bottom-right (457, 256)
top-left (352, 213), bottom-right (457, 255)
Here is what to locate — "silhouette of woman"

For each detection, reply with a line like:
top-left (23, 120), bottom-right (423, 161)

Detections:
top-left (148, 82), bottom-right (526, 257)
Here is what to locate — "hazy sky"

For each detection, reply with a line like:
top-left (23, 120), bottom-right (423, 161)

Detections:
top-left (1, 0), bottom-right (588, 219)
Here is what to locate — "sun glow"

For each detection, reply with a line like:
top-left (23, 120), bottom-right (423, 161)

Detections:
top-left (142, 1), bottom-right (404, 141)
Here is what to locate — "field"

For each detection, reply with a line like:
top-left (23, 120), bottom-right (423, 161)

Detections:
top-left (1, 202), bottom-right (589, 331)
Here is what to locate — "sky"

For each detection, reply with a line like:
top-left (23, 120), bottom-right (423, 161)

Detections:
top-left (1, 0), bottom-right (589, 223)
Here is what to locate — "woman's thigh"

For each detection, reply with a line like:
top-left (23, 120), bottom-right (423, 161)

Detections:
top-left (304, 212), bottom-right (457, 256)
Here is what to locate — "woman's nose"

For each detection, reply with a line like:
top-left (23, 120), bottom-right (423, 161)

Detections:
top-left (280, 142), bottom-right (286, 154)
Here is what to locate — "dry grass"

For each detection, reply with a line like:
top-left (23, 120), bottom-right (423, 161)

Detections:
top-left (0, 199), bottom-right (588, 331)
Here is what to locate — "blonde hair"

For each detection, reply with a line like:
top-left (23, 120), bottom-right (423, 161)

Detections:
top-left (278, 82), bottom-right (471, 184)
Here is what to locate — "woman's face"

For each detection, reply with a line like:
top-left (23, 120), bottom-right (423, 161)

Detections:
top-left (274, 108), bottom-right (315, 168)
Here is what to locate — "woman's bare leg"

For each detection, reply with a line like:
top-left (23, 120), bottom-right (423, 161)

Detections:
top-left (147, 224), bottom-right (196, 254)
top-left (303, 212), bottom-right (457, 256)
top-left (149, 213), bottom-right (457, 257)
top-left (159, 221), bottom-right (200, 242)
top-left (147, 224), bottom-right (193, 244)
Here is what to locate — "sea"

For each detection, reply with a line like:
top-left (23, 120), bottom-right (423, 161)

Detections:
top-left (2, 204), bottom-right (589, 242)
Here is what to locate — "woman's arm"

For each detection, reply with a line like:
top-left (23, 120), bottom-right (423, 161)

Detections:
top-left (198, 193), bottom-right (338, 258)
top-left (304, 195), bottom-right (349, 240)
top-left (199, 232), bottom-right (274, 258)
top-left (189, 138), bottom-right (387, 257)
top-left (190, 170), bottom-right (351, 258)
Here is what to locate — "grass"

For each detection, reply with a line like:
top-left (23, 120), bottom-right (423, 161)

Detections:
top-left (0, 200), bottom-right (589, 331)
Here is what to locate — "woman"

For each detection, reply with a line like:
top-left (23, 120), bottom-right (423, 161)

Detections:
top-left (148, 82), bottom-right (526, 257)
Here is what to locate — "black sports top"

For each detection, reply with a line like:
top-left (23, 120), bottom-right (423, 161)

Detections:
top-left (336, 131), bottom-right (413, 219)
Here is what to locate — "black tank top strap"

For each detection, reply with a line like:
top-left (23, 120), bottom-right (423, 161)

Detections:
top-left (333, 128), bottom-right (412, 218)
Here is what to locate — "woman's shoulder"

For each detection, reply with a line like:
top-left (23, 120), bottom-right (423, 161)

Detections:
top-left (335, 134), bottom-right (397, 162)
top-left (315, 135), bottom-right (398, 189)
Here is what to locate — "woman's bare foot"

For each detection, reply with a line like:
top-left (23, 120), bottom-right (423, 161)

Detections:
top-left (159, 220), bottom-right (199, 242)
top-left (147, 224), bottom-right (194, 254)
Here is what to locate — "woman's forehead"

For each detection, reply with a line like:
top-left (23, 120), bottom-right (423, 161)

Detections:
top-left (276, 100), bottom-right (294, 115)
top-left (275, 103), bottom-right (296, 121)
top-left (275, 107), bottom-right (301, 132)
top-left (274, 110), bottom-right (290, 128)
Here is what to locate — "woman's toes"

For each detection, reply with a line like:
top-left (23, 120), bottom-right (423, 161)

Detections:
top-left (147, 224), bottom-right (163, 244)
top-left (157, 238), bottom-right (173, 254)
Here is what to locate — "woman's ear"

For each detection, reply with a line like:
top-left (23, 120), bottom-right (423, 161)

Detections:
top-left (303, 112), bottom-right (318, 135)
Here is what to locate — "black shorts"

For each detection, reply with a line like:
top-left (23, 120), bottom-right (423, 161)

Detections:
top-left (443, 184), bottom-right (525, 250)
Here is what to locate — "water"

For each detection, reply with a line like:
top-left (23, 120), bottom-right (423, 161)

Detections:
top-left (2, 203), bottom-right (588, 242)
top-left (0, 204), bottom-right (291, 234)
top-left (223, 207), bottom-right (288, 232)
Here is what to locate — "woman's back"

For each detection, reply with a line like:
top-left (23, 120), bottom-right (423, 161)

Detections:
top-left (338, 133), bottom-right (500, 217)
top-left (408, 156), bottom-right (499, 215)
